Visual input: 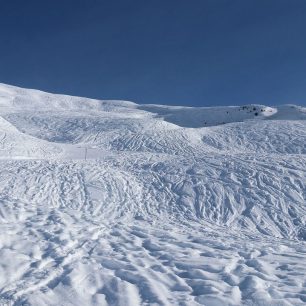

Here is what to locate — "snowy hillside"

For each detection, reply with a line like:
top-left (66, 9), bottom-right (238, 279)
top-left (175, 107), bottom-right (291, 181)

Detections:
top-left (0, 83), bottom-right (305, 306)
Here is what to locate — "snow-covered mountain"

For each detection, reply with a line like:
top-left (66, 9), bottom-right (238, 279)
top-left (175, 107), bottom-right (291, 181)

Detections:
top-left (0, 83), bottom-right (305, 306)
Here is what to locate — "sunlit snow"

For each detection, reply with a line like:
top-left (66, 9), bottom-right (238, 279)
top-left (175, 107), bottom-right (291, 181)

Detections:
top-left (0, 83), bottom-right (305, 306)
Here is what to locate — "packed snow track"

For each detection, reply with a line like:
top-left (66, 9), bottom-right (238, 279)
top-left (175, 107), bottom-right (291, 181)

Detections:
top-left (0, 83), bottom-right (305, 306)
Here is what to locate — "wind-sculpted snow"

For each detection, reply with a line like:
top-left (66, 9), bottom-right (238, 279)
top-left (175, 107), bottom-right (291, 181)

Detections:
top-left (0, 83), bottom-right (305, 306)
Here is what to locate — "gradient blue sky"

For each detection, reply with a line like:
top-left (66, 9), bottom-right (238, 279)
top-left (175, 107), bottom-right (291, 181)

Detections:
top-left (0, 0), bottom-right (305, 106)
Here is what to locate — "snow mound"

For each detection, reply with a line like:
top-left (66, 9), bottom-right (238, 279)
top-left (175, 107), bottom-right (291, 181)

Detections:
top-left (0, 116), bottom-right (62, 159)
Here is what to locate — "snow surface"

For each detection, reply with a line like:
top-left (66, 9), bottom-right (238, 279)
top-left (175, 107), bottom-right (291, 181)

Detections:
top-left (0, 83), bottom-right (305, 306)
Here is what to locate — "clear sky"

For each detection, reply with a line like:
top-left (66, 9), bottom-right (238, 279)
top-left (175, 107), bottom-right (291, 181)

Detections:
top-left (0, 0), bottom-right (305, 106)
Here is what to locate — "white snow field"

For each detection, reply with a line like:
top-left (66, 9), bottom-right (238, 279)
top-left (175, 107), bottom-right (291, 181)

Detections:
top-left (0, 83), bottom-right (305, 306)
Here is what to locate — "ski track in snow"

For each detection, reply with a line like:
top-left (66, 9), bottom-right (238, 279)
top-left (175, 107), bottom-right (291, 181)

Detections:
top-left (0, 83), bottom-right (305, 305)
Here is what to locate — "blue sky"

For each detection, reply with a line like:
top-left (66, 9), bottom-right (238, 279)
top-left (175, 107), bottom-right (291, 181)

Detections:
top-left (0, 0), bottom-right (305, 106)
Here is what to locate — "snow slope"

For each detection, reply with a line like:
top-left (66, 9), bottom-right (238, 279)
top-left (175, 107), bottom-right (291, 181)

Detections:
top-left (0, 83), bottom-right (305, 306)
